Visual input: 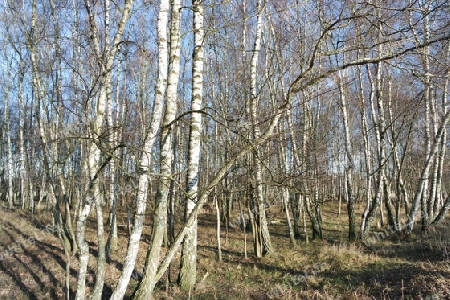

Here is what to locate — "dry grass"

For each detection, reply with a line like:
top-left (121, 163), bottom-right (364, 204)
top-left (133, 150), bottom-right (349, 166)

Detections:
top-left (0, 202), bottom-right (449, 300)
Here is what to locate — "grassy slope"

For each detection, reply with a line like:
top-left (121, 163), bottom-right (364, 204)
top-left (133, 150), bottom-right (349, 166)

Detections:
top-left (0, 201), bottom-right (449, 300)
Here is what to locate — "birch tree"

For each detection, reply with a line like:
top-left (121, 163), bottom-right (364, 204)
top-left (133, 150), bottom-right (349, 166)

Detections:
top-left (405, 0), bottom-right (449, 232)
top-left (1, 54), bottom-right (13, 209)
top-left (431, 43), bottom-right (449, 223)
top-left (358, 64), bottom-right (374, 235)
top-left (179, 0), bottom-right (205, 291)
top-left (133, 0), bottom-right (181, 297)
top-left (337, 69), bottom-right (357, 240)
top-left (111, 0), bottom-right (169, 297)
top-left (360, 10), bottom-right (390, 236)
top-left (248, 0), bottom-right (273, 257)
top-left (75, 0), bottom-right (134, 298)
top-left (277, 119), bottom-right (296, 246)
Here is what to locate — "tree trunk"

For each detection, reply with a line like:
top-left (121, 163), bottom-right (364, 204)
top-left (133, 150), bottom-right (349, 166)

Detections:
top-left (357, 65), bottom-right (373, 235)
top-left (361, 58), bottom-right (386, 237)
top-left (282, 186), bottom-right (296, 246)
top-left (179, 0), bottom-right (204, 291)
top-left (433, 43), bottom-right (449, 217)
top-left (248, 0), bottom-right (272, 257)
top-left (133, 0), bottom-right (181, 297)
top-left (110, 0), bottom-right (168, 298)
top-left (2, 66), bottom-right (13, 209)
top-left (278, 121), bottom-right (296, 245)
top-left (338, 69), bottom-right (356, 241)
top-left (421, 7), bottom-right (432, 231)
top-left (75, 1), bottom-right (134, 298)
top-left (406, 109), bottom-right (450, 232)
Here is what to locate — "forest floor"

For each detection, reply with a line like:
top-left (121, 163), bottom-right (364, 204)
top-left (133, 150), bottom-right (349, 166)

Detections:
top-left (0, 201), bottom-right (449, 300)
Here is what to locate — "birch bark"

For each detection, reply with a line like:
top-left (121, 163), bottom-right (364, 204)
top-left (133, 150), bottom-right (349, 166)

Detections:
top-left (111, 0), bottom-right (169, 297)
top-left (133, 0), bottom-right (181, 297)
top-left (179, 0), bottom-right (205, 291)
top-left (337, 70), bottom-right (356, 240)
top-left (433, 43), bottom-right (449, 218)
top-left (2, 63), bottom-right (13, 209)
top-left (248, 0), bottom-right (272, 257)
top-left (75, 0), bottom-right (134, 298)
top-left (358, 65), bottom-right (373, 235)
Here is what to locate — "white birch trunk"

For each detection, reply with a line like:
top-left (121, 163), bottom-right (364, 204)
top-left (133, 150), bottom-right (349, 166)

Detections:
top-left (433, 43), bottom-right (449, 216)
top-left (133, 0), bottom-right (181, 297)
top-left (338, 69), bottom-right (356, 240)
top-left (179, 0), bottom-right (204, 291)
top-left (406, 1), bottom-right (433, 231)
top-left (287, 109), bottom-right (303, 240)
top-left (421, 11), bottom-right (431, 229)
top-left (406, 108), bottom-right (450, 231)
top-left (358, 65), bottom-right (373, 235)
top-left (282, 185), bottom-right (296, 246)
top-left (104, 0), bottom-right (120, 255)
top-left (75, 1), bottom-right (135, 298)
top-left (3, 72), bottom-right (13, 209)
top-left (28, 0), bottom-right (57, 211)
top-left (277, 121), bottom-right (296, 246)
top-left (249, 0), bottom-right (272, 257)
top-left (361, 57), bottom-right (387, 237)
top-left (386, 77), bottom-right (410, 230)
top-left (110, 0), bottom-right (169, 298)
